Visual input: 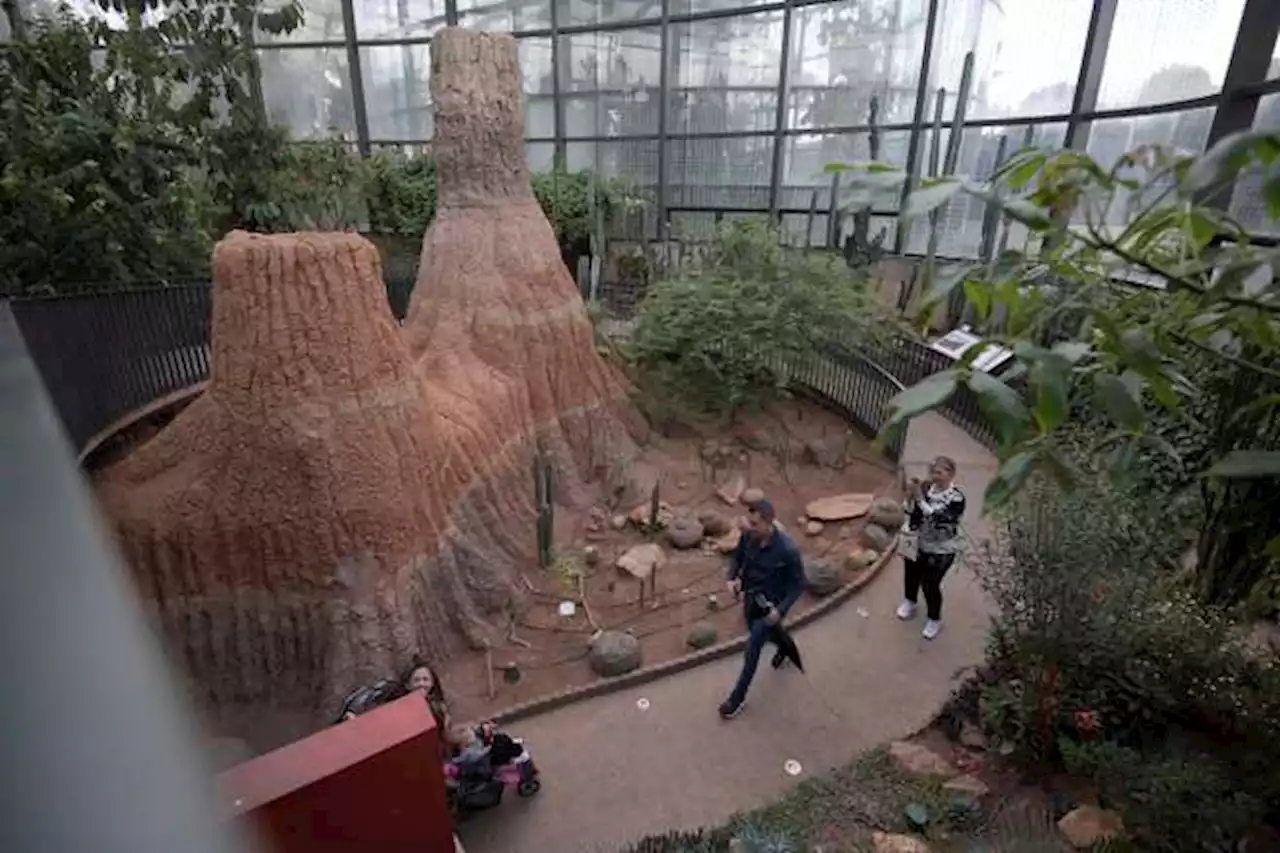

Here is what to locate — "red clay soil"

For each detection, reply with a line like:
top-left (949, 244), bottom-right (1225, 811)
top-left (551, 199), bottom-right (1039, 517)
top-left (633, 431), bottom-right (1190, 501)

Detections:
top-left (438, 397), bottom-right (896, 724)
top-left (94, 29), bottom-right (645, 748)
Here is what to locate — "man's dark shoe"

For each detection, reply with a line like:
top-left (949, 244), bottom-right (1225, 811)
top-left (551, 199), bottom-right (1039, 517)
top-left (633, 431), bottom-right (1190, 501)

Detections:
top-left (718, 697), bottom-right (745, 719)
top-left (771, 650), bottom-right (788, 669)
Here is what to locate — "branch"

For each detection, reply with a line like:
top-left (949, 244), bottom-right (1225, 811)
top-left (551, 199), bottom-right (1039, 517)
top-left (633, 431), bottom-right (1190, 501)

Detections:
top-left (1083, 228), bottom-right (1280, 316)
top-left (1178, 334), bottom-right (1280, 383)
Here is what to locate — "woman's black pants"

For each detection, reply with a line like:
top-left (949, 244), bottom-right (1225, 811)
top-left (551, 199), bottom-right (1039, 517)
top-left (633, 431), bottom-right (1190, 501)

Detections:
top-left (904, 552), bottom-right (957, 621)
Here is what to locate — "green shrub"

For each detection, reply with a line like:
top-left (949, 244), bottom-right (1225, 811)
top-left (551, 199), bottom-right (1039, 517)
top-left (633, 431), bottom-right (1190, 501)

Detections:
top-left (1059, 738), bottom-right (1262, 852)
top-left (627, 219), bottom-right (880, 421)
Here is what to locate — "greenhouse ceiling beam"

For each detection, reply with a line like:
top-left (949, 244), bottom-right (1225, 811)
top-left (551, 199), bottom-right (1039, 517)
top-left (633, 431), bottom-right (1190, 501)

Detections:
top-left (766, 0), bottom-right (795, 224)
top-left (1063, 0), bottom-right (1117, 152)
top-left (1202, 0), bottom-right (1280, 208)
top-left (656, 0), bottom-right (671, 239)
top-left (340, 0), bottom-right (371, 156)
top-left (894, 0), bottom-right (940, 256)
top-left (550, 0), bottom-right (565, 169)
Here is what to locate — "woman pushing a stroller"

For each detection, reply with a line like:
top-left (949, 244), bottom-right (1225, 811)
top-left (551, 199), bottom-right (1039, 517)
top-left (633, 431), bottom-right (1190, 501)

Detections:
top-left (336, 655), bottom-right (541, 814)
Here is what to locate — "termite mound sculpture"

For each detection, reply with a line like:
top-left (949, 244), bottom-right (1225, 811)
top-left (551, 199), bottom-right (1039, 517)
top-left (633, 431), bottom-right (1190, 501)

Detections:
top-left (96, 28), bottom-right (644, 744)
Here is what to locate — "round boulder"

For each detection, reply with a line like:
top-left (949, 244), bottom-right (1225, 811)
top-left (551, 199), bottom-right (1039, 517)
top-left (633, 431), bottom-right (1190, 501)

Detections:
top-left (583, 545), bottom-right (600, 567)
top-left (861, 523), bottom-right (894, 553)
top-left (868, 496), bottom-right (906, 531)
top-left (804, 560), bottom-right (842, 596)
top-left (686, 620), bottom-right (718, 650)
top-left (805, 520), bottom-right (825, 537)
top-left (697, 509), bottom-right (732, 537)
top-left (667, 517), bottom-right (705, 550)
top-left (844, 548), bottom-right (880, 573)
top-left (588, 630), bottom-right (643, 677)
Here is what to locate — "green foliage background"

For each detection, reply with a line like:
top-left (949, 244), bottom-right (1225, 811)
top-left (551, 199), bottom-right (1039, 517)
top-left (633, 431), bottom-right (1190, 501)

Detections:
top-left (0, 4), bottom-right (645, 296)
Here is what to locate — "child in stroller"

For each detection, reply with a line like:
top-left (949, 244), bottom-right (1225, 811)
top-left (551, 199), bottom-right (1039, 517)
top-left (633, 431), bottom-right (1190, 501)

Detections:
top-left (443, 722), bottom-right (541, 814)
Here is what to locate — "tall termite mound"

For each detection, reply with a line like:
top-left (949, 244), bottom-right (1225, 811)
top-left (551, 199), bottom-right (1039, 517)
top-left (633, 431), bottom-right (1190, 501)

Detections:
top-left (404, 28), bottom-right (644, 498)
top-left (96, 28), bottom-right (645, 743)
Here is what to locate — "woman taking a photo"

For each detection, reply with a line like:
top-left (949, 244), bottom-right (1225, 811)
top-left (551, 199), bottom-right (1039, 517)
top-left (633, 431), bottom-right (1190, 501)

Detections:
top-left (896, 455), bottom-right (966, 640)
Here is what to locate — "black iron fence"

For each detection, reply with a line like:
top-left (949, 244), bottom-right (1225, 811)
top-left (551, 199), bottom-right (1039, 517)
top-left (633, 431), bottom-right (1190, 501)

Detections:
top-left (11, 286), bottom-right (213, 451)
top-left (7, 271), bottom-right (1001, 461)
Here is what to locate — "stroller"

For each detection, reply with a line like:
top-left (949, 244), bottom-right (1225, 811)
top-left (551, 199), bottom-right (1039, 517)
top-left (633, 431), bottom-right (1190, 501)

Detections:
top-left (444, 724), bottom-right (541, 815)
top-left (334, 678), bottom-right (407, 723)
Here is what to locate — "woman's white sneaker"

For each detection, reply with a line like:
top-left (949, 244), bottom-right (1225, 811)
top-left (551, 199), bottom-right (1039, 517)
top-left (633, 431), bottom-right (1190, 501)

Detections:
top-left (922, 619), bottom-right (942, 640)
top-left (896, 600), bottom-right (917, 620)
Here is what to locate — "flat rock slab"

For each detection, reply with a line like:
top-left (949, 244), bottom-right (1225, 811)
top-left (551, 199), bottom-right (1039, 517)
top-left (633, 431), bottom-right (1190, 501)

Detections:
top-left (616, 543), bottom-right (666, 581)
top-left (805, 493), bottom-right (875, 522)
top-left (889, 740), bottom-right (958, 777)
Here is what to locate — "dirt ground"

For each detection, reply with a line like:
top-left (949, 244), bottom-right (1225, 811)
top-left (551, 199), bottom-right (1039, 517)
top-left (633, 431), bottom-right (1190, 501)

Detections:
top-left (440, 396), bottom-right (897, 723)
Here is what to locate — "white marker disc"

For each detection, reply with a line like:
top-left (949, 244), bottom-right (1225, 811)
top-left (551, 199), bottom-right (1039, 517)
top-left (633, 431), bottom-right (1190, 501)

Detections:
top-left (636, 697), bottom-right (651, 711)
top-left (783, 759), bottom-right (803, 776)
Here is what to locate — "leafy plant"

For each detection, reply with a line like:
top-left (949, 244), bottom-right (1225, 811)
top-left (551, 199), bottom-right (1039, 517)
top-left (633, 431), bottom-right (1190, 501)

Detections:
top-left (0, 0), bottom-right (304, 294)
top-left (627, 219), bottom-right (881, 423)
top-left (830, 133), bottom-right (1280, 606)
top-left (1059, 738), bottom-right (1262, 852)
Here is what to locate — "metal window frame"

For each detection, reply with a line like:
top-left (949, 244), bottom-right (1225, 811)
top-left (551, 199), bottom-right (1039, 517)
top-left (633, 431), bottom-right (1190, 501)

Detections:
top-left (266, 0), bottom-right (1277, 251)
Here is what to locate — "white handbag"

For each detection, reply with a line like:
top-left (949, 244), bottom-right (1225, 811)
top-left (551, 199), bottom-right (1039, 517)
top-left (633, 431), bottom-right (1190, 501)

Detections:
top-left (898, 528), bottom-right (919, 561)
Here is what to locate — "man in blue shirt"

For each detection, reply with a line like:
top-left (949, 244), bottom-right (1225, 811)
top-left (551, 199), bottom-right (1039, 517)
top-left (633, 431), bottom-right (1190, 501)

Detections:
top-left (720, 498), bottom-right (805, 719)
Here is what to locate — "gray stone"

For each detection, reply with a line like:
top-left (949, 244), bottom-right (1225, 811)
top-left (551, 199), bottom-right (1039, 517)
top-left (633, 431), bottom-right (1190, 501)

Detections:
top-left (861, 523), bottom-right (894, 553)
top-left (805, 520), bottom-right (825, 536)
top-left (803, 436), bottom-right (845, 468)
top-left (686, 620), bottom-right (718, 649)
top-left (588, 630), bottom-right (643, 677)
top-left (805, 560), bottom-right (842, 596)
top-left (844, 548), bottom-right (880, 573)
top-left (697, 509), bottom-right (732, 537)
top-left (582, 545), bottom-right (600, 567)
top-left (667, 517), bottom-right (705, 550)
top-left (868, 496), bottom-right (907, 531)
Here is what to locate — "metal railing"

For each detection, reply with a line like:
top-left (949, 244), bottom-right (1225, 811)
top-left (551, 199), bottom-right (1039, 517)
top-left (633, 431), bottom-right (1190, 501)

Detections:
top-left (8, 274), bottom-right (1001, 464)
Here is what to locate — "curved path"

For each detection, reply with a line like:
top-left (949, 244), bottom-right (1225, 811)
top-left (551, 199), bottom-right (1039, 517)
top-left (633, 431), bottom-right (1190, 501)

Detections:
top-left (459, 414), bottom-right (998, 853)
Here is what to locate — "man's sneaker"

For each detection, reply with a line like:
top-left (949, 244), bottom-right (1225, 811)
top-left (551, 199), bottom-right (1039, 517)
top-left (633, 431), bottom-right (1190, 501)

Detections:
top-left (896, 599), bottom-right (917, 620)
top-left (718, 697), bottom-right (745, 719)
top-left (922, 619), bottom-right (942, 640)
top-left (771, 650), bottom-right (787, 669)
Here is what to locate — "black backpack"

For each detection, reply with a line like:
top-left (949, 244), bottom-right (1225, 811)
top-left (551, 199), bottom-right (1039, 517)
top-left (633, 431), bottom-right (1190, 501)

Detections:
top-left (335, 678), bottom-right (406, 723)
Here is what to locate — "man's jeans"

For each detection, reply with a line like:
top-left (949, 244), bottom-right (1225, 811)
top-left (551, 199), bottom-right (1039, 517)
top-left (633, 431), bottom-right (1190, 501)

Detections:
top-left (727, 611), bottom-right (800, 706)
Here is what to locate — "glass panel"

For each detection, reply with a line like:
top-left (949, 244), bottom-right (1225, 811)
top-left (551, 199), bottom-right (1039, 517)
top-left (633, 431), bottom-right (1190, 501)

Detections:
top-left (671, 0), bottom-right (775, 15)
top-left (259, 48), bottom-right (357, 139)
top-left (1082, 108), bottom-right (1213, 230)
top-left (353, 0), bottom-right (448, 40)
top-left (521, 37), bottom-right (556, 139)
top-left (362, 45), bottom-right (432, 141)
top-left (1229, 94), bottom-right (1280, 236)
top-left (780, 212), bottom-right (831, 247)
top-left (779, 129), bottom-right (911, 211)
top-left (526, 142), bottom-right (556, 171)
top-left (563, 27), bottom-right (663, 138)
top-left (567, 139), bottom-right (660, 239)
top-left (1097, 0), bottom-right (1246, 109)
top-left (557, 0), bottom-right (661, 28)
top-left (787, 0), bottom-right (928, 130)
top-left (457, 0), bottom-right (550, 32)
top-left (669, 10), bottom-right (785, 135)
top-left (665, 137), bottom-right (774, 209)
top-left (257, 0), bottom-right (346, 43)
top-left (935, 0), bottom-right (1091, 120)
top-left (906, 122), bottom-right (1067, 258)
